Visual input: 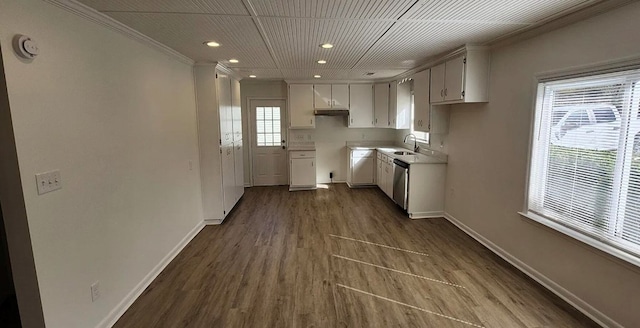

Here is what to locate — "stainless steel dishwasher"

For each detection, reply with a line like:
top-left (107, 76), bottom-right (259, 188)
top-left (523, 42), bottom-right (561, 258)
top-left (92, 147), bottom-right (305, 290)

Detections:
top-left (392, 158), bottom-right (409, 210)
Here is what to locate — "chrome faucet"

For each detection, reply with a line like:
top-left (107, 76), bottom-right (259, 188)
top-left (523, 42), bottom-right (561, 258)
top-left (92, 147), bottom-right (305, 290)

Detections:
top-left (403, 134), bottom-right (419, 152)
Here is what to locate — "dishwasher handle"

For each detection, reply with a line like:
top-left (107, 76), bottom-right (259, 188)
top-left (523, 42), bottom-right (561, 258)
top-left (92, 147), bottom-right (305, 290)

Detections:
top-left (393, 158), bottom-right (410, 168)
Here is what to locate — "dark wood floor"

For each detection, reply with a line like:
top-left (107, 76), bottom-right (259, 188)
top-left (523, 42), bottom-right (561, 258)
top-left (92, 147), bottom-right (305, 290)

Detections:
top-left (115, 184), bottom-right (597, 328)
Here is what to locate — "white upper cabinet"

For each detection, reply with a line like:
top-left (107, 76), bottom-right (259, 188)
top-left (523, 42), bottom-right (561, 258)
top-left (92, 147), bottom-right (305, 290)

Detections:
top-left (289, 84), bottom-right (315, 128)
top-left (430, 47), bottom-right (490, 104)
top-left (413, 69), bottom-right (430, 133)
top-left (348, 84), bottom-right (374, 128)
top-left (390, 80), bottom-right (411, 129)
top-left (314, 84), bottom-right (349, 109)
top-left (314, 84), bottom-right (332, 108)
top-left (231, 78), bottom-right (242, 141)
top-left (374, 83), bottom-right (390, 128)
top-left (217, 73), bottom-right (233, 145)
top-left (331, 84), bottom-right (349, 109)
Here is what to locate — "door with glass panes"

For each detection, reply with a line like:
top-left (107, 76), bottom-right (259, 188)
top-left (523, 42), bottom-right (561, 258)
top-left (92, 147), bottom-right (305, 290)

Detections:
top-left (251, 100), bottom-right (288, 185)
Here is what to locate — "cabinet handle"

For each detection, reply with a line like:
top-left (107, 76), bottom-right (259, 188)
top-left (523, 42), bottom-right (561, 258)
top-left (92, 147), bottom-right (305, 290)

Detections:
top-left (327, 100), bottom-right (331, 106)
top-left (444, 88), bottom-right (448, 97)
top-left (311, 161), bottom-right (314, 167)
top-left (351, 118), bottom-right (353, 124)
top-left (375, 118), bottom-right (378, 124)
top-left (310, 119), bottom-right (313, 124)
top-left (441, 89), bottom-right (444, 97)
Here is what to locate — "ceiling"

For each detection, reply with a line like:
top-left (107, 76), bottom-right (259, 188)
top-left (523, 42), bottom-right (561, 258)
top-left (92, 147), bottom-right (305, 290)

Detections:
top-left (76, 0), bottom-right (599, 80)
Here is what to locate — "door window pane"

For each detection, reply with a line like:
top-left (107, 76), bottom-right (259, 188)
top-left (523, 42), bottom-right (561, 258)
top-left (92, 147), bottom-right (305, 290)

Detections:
top-left (256, 106), bottom-right (282, 147)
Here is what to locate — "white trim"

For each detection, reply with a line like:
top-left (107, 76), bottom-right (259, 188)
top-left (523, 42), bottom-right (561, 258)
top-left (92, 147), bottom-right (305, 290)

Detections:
top-left (43, 0), bottom-right (194, 66)
top-left (205, 218), bottom-right (223, 225)
top-left (443, 213), bottom-right (622, 328)
top-left (536, 54), bottom-right (640, 82)
top-left (96, 220), bottom-right (205, 328)
top-left (409, 211), bottom-right (444, 219)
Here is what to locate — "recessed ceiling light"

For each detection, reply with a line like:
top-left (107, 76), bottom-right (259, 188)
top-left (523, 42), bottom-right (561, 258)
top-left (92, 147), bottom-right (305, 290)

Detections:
top-left (317, 60), bottom-right (327, 64)
top-left (249, 75), bottom-right (257, 78)
top-left (320, 43), bottom-right (333, 49)
top-left (204, 41), bottom-right (220, 47)
top-left (229, 59), bottom-right (239, 63)
top-left (314, 75), bottom-right (321, 78)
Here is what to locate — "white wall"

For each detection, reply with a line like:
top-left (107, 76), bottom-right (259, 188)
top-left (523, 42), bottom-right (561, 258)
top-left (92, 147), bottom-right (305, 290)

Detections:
top-left (445, 2), bottom-right (640, 327)
top-left (0, 1), bottom-right (203, 327)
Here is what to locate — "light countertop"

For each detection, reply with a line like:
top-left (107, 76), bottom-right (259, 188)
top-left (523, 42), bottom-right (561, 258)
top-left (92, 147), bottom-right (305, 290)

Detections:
top-left (347, 145), bottom-right (448, 164)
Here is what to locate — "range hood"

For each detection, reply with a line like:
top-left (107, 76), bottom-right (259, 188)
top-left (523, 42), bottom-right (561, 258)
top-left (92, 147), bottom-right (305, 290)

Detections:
top-left (314, 109), bottom-right (349, 116)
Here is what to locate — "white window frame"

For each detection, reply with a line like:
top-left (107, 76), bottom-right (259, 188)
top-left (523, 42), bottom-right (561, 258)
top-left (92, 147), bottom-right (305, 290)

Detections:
top-left (521, 57), bottom-right (640, 268)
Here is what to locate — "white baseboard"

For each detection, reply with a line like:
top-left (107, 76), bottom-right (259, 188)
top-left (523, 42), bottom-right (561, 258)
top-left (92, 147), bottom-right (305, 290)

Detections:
top-left (443, 213), bottom-right (621, 328)
top-left (96, 220), bottom-right (205, 328)
top-left (205, 218), bottom-right (223, 225)
top-left (409, 211), bottom-right (444, 219)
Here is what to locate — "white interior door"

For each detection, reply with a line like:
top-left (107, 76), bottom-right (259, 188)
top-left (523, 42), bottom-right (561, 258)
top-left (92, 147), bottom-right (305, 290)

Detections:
top-left (251, 100), bottom-right (288, 186)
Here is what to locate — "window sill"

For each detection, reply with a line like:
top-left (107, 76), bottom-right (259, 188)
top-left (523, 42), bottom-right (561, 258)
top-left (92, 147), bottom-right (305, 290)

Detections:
top-left (518, 211), bottom-right (640, 269)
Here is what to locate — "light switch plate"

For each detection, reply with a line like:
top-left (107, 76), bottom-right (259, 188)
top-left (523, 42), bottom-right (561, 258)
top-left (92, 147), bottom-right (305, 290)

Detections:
top-left (35, 170), bottom-right (61, 195)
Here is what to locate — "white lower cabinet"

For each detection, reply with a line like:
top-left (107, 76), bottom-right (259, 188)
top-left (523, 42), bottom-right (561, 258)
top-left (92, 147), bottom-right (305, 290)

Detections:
top-left (233, 140), bottom-right (245, 199)
top-left (290, 151), bottom-right (316, 190)
top-left (384, 156), bottom-right (394, 197)
top-left (405, 163), bottom-right (446, 219)
top-left (347, 149), bottom-right (375, 187)
top-left (376, 153), bottom-right (384, 189)
top-left (221, 144), bottom-right (236, 216)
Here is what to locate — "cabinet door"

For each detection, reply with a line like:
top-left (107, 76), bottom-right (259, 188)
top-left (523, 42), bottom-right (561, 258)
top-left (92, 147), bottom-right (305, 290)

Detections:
top-left (430, 63), bottom-right (445, 103)
top-left (352, 156), bottom-right (374, 184)
top-left (290, 158), bottom-right (316, 187)
top-left (289, 84), bottom-right (315, 128)
top-left (348, 84), bottom-right (374, 128)
top-left (233, 140), bottom-right (244, 199)
top-left (389, 82), bottom-right (397, 127)
top-left (222, 144), bottom-right (236, 215)
top-left (374, 83), bottom-right (389, 128)
top-left (394, 81), bottom-right (411, 129)
top-left (445, 56), bottom-right (465, 102)
top-left (331, 84), bottom-right (349, 109)
top-left (231, 79), bottom-right (242, 141)
top-left (376, 158), bottom-right (383, 189)
top-left (413, 69), bottom-right (431, 133)
top-left (314, 84), bottom-right (332, 109)
top-left (384, 162), bottom-right (393, 197)
top-left (217, 72), bottom-right (233, 144)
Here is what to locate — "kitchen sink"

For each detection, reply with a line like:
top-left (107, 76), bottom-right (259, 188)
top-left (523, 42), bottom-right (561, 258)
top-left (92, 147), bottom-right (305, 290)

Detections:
top-left (394, 151), bottom-right (414, 155)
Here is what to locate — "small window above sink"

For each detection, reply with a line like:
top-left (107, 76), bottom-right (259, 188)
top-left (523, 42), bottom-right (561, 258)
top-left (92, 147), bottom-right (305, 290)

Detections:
top-left (394, 151), bottom-right (414, 155)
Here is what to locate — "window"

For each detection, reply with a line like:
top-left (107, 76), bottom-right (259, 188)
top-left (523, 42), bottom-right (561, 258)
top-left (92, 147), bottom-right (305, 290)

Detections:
top-left (255, 106), bottom-right (281, 147)
top-left (410, 93), bottom-right (429, 143)
top-left (526, 68), bottom-right (640, 266)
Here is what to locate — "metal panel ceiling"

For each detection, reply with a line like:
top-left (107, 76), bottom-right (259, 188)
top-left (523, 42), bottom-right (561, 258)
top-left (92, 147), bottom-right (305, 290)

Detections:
top-left (75, 0), bottom-right (605, 80)
top-left (105, 12), bottom-right (276, 68)
top-left (279, 68), bottom-right (406, 80)
top-left (403, 0), bottom-right (594, 23)
top-left (78, 0), bottom-right (249, 15)
top-left (258, 17), bottom-right (394, 69)
top-left (249, 0), bottom-right (416, 19)
top-left (355, 21), bottom-right (527, 69)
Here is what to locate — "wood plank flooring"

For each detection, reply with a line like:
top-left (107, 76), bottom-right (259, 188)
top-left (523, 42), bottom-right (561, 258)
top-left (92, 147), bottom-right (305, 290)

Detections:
top-left (114, 184), bottom-right (598, 328)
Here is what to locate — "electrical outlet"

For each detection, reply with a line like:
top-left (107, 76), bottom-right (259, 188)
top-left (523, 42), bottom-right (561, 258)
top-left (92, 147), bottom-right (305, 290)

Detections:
top-left (91, 281), bottom-right (101, 302)
top-left (35, 170), bottom-right (61, 195)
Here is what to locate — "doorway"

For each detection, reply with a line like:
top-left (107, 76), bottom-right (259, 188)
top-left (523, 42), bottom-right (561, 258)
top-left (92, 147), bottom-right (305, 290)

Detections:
top-left (250, 99), bottom-right (288, 186)
top-left (0, 205), bottom-right (19, 327)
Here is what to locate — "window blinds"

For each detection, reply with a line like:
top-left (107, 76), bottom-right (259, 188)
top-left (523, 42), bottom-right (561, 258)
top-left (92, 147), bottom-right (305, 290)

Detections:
top-left (528, 68), bottom-right (640, 262)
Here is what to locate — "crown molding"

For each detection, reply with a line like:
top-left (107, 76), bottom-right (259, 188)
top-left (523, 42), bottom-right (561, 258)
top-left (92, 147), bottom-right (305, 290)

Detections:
top-left (43, 0), bottom-right (194, 66)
